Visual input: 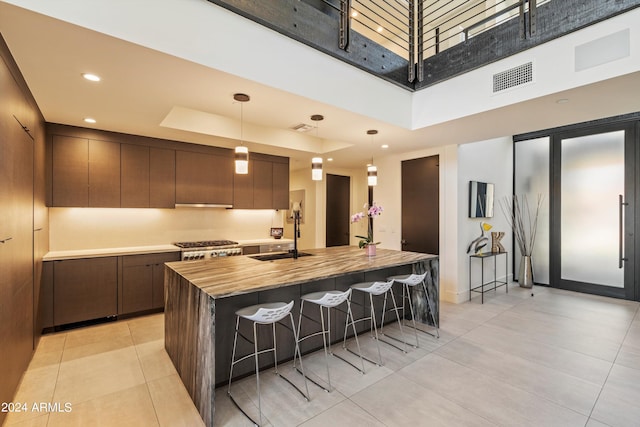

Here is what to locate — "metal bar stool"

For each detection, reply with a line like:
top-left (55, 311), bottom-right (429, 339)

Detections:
top-left (294, 288), bottom-right (365, 392)
top-left (227, 300), bottom-right (309, 426)
top-left (347, 280), bottom-right (407, 366)
top-left (387, 272), bottom-right (440, 345)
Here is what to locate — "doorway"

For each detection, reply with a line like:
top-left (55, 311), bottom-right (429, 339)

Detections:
top-left (550, 122), bottom-right (636, 299)
top-left (326, 174), bottom-right (350, 247)
top-left (401, 155), bottom-right (439, 254)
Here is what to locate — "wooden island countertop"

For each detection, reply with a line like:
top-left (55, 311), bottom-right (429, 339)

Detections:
top-left (165, 245), bottom-right (437, 299)
top-left (164, 246), bottom-right (439, 427)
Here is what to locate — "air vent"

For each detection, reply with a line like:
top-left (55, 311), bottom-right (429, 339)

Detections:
top-left (493, 62), bottom-right (533, 93)
top-left (292, 123), bottom-right (314, 132)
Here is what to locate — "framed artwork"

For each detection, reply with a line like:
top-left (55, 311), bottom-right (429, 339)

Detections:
top-left (287, 189), bottom-right (305, 224)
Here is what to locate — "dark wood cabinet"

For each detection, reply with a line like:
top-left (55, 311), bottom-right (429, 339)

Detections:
top-left (149, 147), bottom-right (176, 208)
top-left (51, 136), bottom-right (121, 207)
top-left (122, 145), bottom-right (176, 208)
top-left (253, 160), bottom-right (274, 209)
top-left (232, 156), bottom-right (289, 210)
top-left (176, 150), bottom-right (233, 205)
top-left (51, 135), bottom-right (89, 206)
top-left (89, 139), bottom-right (120, 207)
top-left (47, 125), bottom-right (288, 210)
top-left (121, 143), bottom-right (150, 208)
top-left (233, 161), bottom-right (254, 208)
top-left (273, 161), bottom-right (289, 209)
top-left (120, 252), bottom-right (180, 314)
top-left (53, 257), bottom-right (118, 326)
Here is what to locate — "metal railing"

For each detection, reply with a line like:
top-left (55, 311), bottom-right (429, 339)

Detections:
top-left (335, 0), bottom-right (547, 82)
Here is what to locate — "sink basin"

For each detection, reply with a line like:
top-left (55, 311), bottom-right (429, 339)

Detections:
top-left (249, 252), bottom-right (312, 261)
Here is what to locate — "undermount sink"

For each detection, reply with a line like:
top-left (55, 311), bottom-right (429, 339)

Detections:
top-left (249, 251), bottom-right (312, 261)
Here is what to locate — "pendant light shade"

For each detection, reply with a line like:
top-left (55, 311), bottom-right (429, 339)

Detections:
top-left (311, 157), bottom-right (323, 181)
top-left (367, 164), bottom-right (378, 186)
top-left (367, 129), bottom-right (378, 186)
top-left (234, 93), bottom-right (250, 175)
top-left (235, 146), bottom-right (249, 174)
top-left (310, 114), bottom-right (324, 181)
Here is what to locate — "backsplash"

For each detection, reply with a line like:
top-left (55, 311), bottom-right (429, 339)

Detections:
top-left (49, 207), bottom-right (284, 250)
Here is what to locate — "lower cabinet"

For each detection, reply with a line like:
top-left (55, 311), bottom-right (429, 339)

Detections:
top-left (43, 251), bottom-right (180, 328)
top-left (120, 252), bottom-right (180, 314)
top-left (53, 257), bottom-right (118, 326)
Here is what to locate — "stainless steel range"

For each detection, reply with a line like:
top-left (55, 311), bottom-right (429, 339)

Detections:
top-left (174, 240), bottom-right (242, 261)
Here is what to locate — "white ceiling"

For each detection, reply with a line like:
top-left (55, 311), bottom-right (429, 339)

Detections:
top-left (1, 1), bottom-right (639, 171)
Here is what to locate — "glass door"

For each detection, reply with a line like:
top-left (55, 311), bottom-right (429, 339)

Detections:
top-left (551, 124), bottom-right (635, 299)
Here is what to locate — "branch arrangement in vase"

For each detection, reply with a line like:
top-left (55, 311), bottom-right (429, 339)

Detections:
top-left (499, 194), bottom-right (544, 256)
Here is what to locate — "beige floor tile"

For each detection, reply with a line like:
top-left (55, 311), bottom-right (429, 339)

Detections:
top-left (47, 384), bottom-right (158, 427)
top-left (434, 337), bottom-right (602, 415)
top-left (214, 389), bottom-right (259, 427)
top-left (62, 321), bottom-right (134, 362)
top-left (128, 313), bottom-right (164, 345)
top-left (233, 364), bottom-right (346, 427)
top-left (350, 372), bottom-right (496, 426)
top-left (35, 332), bottom-right (67, 354)
top-left (53, 346), bottom-right (146, 405)
top-left (135, 339), bottom-right (177, 382)
top-left (4, 365), bottom-right (59, 425)
top-left (298, 399), bottom-right (386, 426)
top-left (398, 353), bottom-right (588, 427)
top-left (4, 413), bottom-right (49, 426)
top-left (486, 310), bottom-right (622, 361)
top-left (147, 373), bottom-right (205, 427)
top-left (463, 323), bottom-right (613, 385)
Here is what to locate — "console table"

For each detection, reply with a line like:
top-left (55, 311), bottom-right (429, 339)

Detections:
top-left (469, 251), bottom-right (508, 303)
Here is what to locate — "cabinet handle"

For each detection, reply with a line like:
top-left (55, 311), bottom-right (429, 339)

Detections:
top-left (34, 228), bottom-right (43, 232)
top-left (0, 237), bottom-right (13, 243)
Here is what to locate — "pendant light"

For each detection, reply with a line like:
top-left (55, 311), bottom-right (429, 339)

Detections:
top-left (367, 129), bottom-right (378, 186)
top-left (310, 114), bottom-right (324, 181)
top-left (233, 93), bottom-right (250, 174)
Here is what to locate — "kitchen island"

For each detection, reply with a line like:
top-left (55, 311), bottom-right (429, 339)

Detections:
top-left (164, 246), bottom-right (438, 426)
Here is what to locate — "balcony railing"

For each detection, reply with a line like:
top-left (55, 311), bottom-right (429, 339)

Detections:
top-left (209, 0), bottom-right (640, 89)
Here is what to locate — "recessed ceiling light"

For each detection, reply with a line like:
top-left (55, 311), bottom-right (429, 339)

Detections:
top-left (82, 73), bottom-right (101, 82)
top-left (84, 117), bottom-right (96, 124)
top-left (327, 158), bottom-right (333, 162)
top-left (381, 144), bottom-right (389, 149)
top-left (351, 10), bottom-right (358, 18)
top-left (377, 26), bottom-right (384, 33)
top-left (556, 98), bottom-right (569, 104)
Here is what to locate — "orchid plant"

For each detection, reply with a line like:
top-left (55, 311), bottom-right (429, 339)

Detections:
top-left (351, 202), bottom-right (383, 248)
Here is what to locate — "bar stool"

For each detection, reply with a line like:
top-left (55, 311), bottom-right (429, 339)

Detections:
top-left (347, 280), bottom-right (407, 366)
top-left (294, 288), bottom-right (365, 392)
top-left (227, 301), bottom-right (309, 426)
top-left (387, 272), bottom-right (440, 346)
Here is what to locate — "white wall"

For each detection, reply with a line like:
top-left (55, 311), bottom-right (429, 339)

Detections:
top-left (48, 207), bottom-right (281, 250)
top-left (457, 137), bottom-right (514, 302)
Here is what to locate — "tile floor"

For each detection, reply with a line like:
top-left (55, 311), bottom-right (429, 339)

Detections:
top-left (4, 284), bottom-right (640, 426)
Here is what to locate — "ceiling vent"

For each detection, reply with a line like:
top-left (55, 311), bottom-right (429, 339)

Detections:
top-left (292, 123), bottom-right (314, 132)
top-left (493, 62), bottom-right (533, 93)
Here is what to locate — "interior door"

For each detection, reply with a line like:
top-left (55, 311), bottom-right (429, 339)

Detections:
top-left (326, 174), bottom-right (350, 246)
top-left (401, 155), bottom-right (439, 254)
top-left (551, 124), bottom-right (636, 299)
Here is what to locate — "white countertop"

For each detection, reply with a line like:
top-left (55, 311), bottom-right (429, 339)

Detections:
top-left (42, 239), bottom-right (294, 261)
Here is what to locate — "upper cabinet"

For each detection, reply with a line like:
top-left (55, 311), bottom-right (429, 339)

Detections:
top-left (46, 124), bottom-right (288, 209)
top-left (50, 135), bottom-right (120, 207)
top-left (121, 144), bottom-right (175, 208)
top-left (175, 150), bottom-right (233, 205)
top-left (233, 155), bottom-right (289, 210)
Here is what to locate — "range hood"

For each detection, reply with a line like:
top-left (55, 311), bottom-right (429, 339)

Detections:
top-left (175, 203), bottom-right (233, 209)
